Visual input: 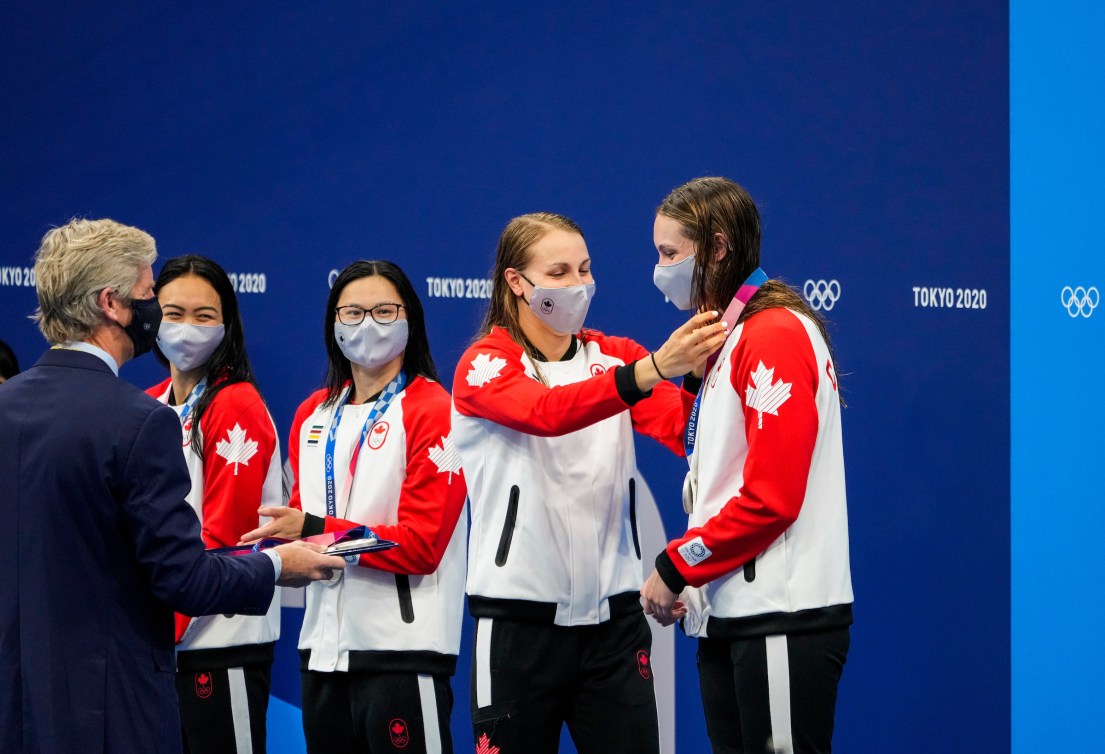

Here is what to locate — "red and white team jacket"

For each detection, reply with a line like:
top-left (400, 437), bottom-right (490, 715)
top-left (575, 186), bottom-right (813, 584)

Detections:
top-left (289, 375), bottom-right (467, 675)
top-left (655, 307), bottom-right (854, 639)
top-left (147, 379), bottom-right (282, 667)
top-left (452, 326), bottom-right (694, 627)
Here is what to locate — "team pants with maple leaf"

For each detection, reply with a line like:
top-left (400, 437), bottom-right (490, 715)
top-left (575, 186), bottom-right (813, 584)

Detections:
top-left (175, 662), bottom-right (271, 754)
top-left (697, 626), bottom-right (850, 754)
top-left (301, 670), bottom-right (453, 753)
top-left (470, 612), bottom-right (660, 754)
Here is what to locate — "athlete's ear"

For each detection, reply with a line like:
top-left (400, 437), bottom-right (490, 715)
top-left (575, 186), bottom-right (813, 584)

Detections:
top-left (504, 268), bottom-right (526, 298)
top-left (712, 233), bottom-right (729, 262)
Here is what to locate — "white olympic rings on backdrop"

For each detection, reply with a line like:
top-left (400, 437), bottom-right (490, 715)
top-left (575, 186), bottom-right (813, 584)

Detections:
top-left (803, 279), bottom-right (841, 311)
top-left (1060, 286), bottom-right (1099, 318)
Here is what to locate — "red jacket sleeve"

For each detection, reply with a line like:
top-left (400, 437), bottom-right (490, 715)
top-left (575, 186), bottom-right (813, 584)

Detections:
top-left (602, 335), bottom-right (695, 457)
top-left (662, 311), bottom-right (821, 588)
top-left (452, 330), bottom-right (632, 437)
top-left (319, 382), bottom-right (467, 575)
top-left (197, 383), bottom-right (278, 548)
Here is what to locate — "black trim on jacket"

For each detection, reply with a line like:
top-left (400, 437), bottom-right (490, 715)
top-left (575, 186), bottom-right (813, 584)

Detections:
top-left (298, 648), bottom-right (457, 676)
top-left (700, 603), bottom-right (854, 640)
top-left (467, 591), bottom-right (643, 625)
top-left (176, 641), bottom-right (275, 672)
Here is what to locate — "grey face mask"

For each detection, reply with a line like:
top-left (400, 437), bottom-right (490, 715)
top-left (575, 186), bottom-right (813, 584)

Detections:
top-left (156, 322), bottom-right (225, 371)
top-left (521, 275), bottom-right (596, 334)
top-left (334, 319), bottom-right (409, 368)
top-left (653, 255), bottom-right (694, 310)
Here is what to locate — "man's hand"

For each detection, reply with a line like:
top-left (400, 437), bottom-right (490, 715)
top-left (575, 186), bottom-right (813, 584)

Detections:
top-left (272, 541), bottom-right (345, 587)
top-left (240, 507), bottom-right (306, 544)
top-left (640, 568), bottom-right (687, 627)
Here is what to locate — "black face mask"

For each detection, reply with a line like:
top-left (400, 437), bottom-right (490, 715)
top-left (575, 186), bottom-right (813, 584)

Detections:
top-left (123, 297), bottom-right (163, 357)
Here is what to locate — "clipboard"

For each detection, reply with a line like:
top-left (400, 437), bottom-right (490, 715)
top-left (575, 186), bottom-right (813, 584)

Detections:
top-left (213, 525), bottom-right (398, 559)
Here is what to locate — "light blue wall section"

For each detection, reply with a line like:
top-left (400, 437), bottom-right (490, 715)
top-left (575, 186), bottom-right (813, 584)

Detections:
top-left (1011, 1), bottom-right (1105, 750)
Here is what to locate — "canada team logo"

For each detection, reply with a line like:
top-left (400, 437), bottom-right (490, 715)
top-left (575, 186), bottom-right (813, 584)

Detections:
top-left (194, 672), bottom-right (213, 699)
top-left (428, 435), bottom-right (462, 482)
top-left (181, 417), bottom-right (194, 447)
top-left (590, 364), bottom-right (606, 376)
top-left (803, 279), bottom-right (841, 311)
top-left (476, 733), bottom-right (501, 754)
top-left (745, 361), bottom-right (792, 429)
top-left (388, 718), bottom-right (410, 748)
top-left (368, 421), bottom-right (390, 450)
top-left (215, 424), bottom-right (258, 475)
top-left (540, 297), bottom-right (555, 314)
top-left (637, 649), bottom-right (651, 680)
top-left (467, 353), bottom-right (507, 388)
top-left (1061, 285), bottom-right (1099, 318)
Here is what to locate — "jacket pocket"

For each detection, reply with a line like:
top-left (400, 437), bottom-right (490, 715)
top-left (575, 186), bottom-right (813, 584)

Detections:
top-left (495, 485), bottom-right (520, 567)
top-left (395, 574), bottom-right (415, 623)
top-left (628, 478), bottom-right (641, 560)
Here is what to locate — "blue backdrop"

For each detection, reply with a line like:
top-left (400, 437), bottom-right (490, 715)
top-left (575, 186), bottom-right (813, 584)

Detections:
top-left (1, 2), bottom-right (1020, 751)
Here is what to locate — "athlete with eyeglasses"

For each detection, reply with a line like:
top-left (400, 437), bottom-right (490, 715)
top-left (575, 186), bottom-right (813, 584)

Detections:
top-left (242, 260), bottom-right (467, 753)
top-left (450, 212), bottom-right (728, 754)
top-left (642, 177), bottom-right (854, 754)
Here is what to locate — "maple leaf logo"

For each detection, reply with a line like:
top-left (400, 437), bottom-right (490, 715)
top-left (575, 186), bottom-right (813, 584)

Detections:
top-left (197, 672), bottom-right (209, 685)
top-left (476, 733), bottom-right (501, 754)
top-left (388, 718), bottom-right (410, 747)
top-left (744, 361), bottom-right (792, 429)
top-left (215, 423), bottom-right (259, 475)
top-left (466, 352), bottom-right (507, 388)
top-left (428, 434), bottom-right (462, 483)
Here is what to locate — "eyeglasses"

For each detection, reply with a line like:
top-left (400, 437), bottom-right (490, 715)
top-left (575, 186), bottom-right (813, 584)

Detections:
top-left (335, 303), bottom-right (405, 325)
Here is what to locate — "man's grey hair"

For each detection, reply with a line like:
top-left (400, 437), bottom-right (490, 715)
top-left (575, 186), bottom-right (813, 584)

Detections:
top-left (32, 218), bottom-right (157, 344)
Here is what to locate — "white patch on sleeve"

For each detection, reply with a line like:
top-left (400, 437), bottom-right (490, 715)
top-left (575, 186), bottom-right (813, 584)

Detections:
top-left (466, 353), bottom-right (507, 388)
top-left (744, 360), bottom-right (792, 429)
top-left (215, 423), bottom-right (258, 475)
top-left (427, 434), bottom-right (462, 482)
top-left (678, 536), bottom-right (713, 567)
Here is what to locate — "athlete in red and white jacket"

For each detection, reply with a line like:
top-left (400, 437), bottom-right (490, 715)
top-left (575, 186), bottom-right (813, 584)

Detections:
top-left (643, 177), bottom-right (853, 754)
top-left (242, 260), bottom-right (467, 753)
top-left (287, 376), bottom-right (466, 674)
top-left (655, 307), bottom-right (853, 636)
top-left (148, 255), bottom-right (283, 754)
top-left (454, 326), bottom-right (695, 625)
top-left (453, 212), bottom-right (727, 754)
top-left (147, 378), bottom-right (283, 653)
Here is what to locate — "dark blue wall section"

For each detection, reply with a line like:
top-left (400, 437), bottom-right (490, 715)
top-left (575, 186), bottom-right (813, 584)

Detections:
top-left (0, 3), bottom-right (1009, 751)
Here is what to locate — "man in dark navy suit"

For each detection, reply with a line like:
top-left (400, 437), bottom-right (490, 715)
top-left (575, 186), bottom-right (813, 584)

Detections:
top-left (0, 218), bottom-right (345, 754)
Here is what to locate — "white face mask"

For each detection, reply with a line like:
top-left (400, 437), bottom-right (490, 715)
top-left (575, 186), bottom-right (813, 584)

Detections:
top-left (523, 276), bottom-right (596, 335)
top-left (653, 254), bottom-right (695, 310)
top-left (334, 318), bottom-right (409, 369)
top-left (156, 322), bottom-right (225, 371)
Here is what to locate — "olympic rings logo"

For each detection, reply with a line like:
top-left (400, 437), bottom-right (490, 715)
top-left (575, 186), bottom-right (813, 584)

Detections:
top-left (328, 269), bottom-right (340, 288)
top-left (1060, 286), bottom-right (1099, 318)
top-left (803, 279), bottom-right (841, 311)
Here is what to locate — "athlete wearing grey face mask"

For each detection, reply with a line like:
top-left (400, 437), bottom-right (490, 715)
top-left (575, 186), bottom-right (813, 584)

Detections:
top-left (518, 273), bottom-right (596, 334)
top-left (156, 321), bottom-right (225, 371)
top-left (653, 255), bottom-right (694, 310)
top-left (334, 318), bottom-right (409, 369)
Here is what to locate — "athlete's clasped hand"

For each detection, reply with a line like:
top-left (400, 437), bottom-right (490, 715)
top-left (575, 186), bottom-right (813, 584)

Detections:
top-left (641, 571), bottom-right (687, 627)
top-left (633, 310), bottom-right (729, 392)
